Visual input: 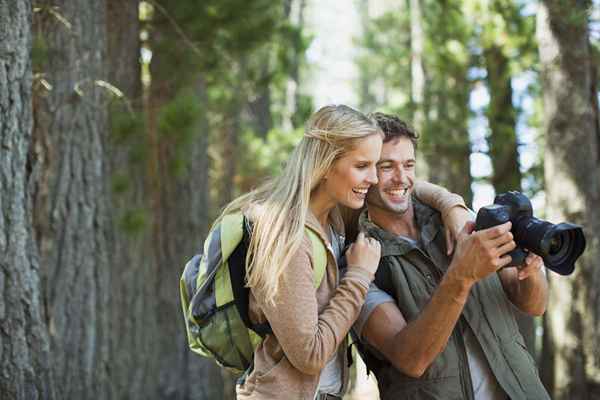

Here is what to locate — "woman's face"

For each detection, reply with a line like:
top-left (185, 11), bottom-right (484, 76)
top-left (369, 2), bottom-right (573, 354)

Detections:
top-left (321, 134), bottom-right (382, 209)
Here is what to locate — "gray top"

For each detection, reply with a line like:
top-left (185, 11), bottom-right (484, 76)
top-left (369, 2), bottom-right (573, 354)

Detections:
top-left (317, 225), bottom-right (345, 396)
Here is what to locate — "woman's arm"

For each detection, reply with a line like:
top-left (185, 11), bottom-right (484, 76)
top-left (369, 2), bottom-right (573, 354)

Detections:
top-left (254, 236), bottom-right (373, 375)
top-left (413, 180), bottom-right (473, 254)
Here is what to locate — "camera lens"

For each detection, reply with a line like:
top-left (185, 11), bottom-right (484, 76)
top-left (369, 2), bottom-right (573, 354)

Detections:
top-left (548, 234), bottom-right (564, 256)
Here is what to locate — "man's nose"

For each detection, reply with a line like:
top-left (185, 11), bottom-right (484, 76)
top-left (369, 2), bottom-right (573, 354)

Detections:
top-left (392, 168), bottom-right (405, 184)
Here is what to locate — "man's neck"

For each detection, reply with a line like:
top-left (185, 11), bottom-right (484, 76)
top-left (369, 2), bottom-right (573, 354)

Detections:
top-left (368, 203), bottom-right (419, 240)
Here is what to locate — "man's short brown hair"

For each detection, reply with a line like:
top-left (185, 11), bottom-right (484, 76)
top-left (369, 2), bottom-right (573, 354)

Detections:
top-left (368, 112), bottom-right (419, 149)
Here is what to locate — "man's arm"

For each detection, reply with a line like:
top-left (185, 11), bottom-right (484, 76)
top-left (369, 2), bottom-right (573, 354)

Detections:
top-left (362, 272), bottom-right (472, 377)
top-left (497, 253), bottom-right (548, 316)
top-left (361, 221), bottom-right (515, 378)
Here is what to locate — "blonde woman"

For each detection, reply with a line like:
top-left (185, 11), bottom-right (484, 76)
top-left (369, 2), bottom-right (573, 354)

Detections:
top-left (222, 105), bottom-right (467, 399)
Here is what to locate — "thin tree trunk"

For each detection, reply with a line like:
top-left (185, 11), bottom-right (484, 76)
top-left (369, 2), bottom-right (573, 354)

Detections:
top-left (484, 45), bottom-right (522, 193)
top-left (105, 1), bottom-right (164, 398)
top-left (537, 1), bottom-right (600, 398)
top-left (149, 4), bottom-right (228, 397)
top-left (0, 1), bottom-right (55, 398)
top-left (420, 0), bottom-right (473, 207)
top-left (410, 0), bottom-right (426, 134)
top-left (483, 43), bottom-right (535, 356)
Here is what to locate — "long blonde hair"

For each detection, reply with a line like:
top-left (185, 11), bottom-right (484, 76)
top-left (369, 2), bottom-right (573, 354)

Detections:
top-left (219, 105), bottom-right (381, 305)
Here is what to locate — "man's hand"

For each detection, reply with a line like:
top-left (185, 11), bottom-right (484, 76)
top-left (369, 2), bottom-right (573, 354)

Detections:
top-left (448, 221), bottom-right (516, 285)
top-left (517, 253), bottom-right (544, 280)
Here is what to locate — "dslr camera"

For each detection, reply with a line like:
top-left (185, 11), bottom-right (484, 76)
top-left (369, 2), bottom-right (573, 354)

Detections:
top-left (475, 191), bottom-right (586, 275)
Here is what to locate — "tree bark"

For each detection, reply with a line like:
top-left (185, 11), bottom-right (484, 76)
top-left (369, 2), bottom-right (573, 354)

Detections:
top-left (537, 1), bottom-right (600, 398)
top-left (31, 0), bottom-right (112, 398)
top-left (0, 1), bottom-right (55, 399)
top-left (105, 1), bottom-right (166, 399)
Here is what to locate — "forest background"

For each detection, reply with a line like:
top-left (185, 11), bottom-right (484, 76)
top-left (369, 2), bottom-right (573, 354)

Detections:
top-left (1, 0), bottom-right (600, 399)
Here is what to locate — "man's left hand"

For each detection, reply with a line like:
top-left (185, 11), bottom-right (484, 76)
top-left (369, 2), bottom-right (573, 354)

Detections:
top-left (517, 253), bottom-right (544, 280)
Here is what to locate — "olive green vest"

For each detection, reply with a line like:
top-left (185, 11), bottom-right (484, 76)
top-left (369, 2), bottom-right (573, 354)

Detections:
top-left (360, 199), bottom-right (550, 400)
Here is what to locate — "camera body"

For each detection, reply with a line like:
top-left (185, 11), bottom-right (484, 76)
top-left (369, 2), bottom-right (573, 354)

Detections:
top-left (474, 191), bottom-right (585, 275)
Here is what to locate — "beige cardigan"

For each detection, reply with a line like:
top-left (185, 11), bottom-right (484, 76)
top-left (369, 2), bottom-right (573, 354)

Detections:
top-left (236, 181), bottom-right (465, 400)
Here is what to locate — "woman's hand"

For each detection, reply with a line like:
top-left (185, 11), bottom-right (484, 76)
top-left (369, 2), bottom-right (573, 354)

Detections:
top-left (345, 231), bottom-right (381, 275)
top-left (443, 206), bottom-right (475, 256)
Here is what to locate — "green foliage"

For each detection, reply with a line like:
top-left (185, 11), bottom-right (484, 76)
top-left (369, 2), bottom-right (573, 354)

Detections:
top-left (157, 90), bottom-right (204, 177)
top-left (31, 33), bottom-right (48, 71)
top-left (356, 9), bottom-right (412, 111)
top-left (111, 173), bottom-right (131, 195)
top-left (110, 108), bottom-right (146, 144)
top-left (237, 127), bottom-right (303, 190)
top-left (157, 91), bottom-right (200, 144)
top-left (118, 208), bottom-right (149, 236)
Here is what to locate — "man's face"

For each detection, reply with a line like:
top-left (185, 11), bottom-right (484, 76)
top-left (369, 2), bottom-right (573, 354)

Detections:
top-left (366, 136), bottom-right (416, 215)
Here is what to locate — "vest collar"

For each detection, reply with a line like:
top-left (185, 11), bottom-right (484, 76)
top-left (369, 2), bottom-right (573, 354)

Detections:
top-left (359, 196), bottom-right (442, 257)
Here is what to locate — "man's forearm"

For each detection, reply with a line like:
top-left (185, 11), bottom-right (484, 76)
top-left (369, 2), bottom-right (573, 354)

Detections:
top-left (386, 271), bottom-right (472, 377)
top-left (501, 267), bottom-right (548, 316)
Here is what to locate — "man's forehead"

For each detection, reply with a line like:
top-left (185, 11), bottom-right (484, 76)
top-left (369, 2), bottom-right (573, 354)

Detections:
top-left (380, 137), bottom-right (415, 161)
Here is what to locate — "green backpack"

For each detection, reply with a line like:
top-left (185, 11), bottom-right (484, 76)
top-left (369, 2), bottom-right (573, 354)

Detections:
top-left (180, 212), bottom-right (328, 373)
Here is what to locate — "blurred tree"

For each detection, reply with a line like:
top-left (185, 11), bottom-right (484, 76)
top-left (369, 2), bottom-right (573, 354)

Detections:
top-left (357, 0), bottom-right (473, 206)
top-left (537, 1), bottom-right (600, 398)
top-left (470, 0), bottom-right (539, 357)
top-left (147, 0), bottom-right (311, 397)
top-left (0, 1), bottom-right (55, 399)
top-left (421, 0), bottom-right (474, 207)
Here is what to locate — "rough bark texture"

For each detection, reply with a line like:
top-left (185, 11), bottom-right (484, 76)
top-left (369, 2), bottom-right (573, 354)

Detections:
top-left (31, 1), bottom-right (112, 398)
top-left (0, 1), bottom-right (55, 399)
top-left (537, 1), bottom-right (600, 398)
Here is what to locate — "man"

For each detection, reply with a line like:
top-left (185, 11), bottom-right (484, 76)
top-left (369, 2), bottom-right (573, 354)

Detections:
top-left (354, 112), bottom-right (550, 399)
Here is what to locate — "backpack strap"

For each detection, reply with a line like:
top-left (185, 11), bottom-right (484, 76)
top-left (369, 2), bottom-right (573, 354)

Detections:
top-left (228, 216), bottom-right (272, 337)
top-left (306, 227), bottom-right (327, 288)
top-left (227, 217), bottom-right (329, 337)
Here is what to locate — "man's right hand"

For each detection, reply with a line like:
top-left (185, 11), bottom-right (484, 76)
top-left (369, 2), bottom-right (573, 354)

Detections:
top-left (449, 221), bottom-right (516, 285)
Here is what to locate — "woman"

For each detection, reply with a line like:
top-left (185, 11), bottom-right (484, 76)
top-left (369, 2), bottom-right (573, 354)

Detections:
top-left (220, 105), bottom-right (466, 399)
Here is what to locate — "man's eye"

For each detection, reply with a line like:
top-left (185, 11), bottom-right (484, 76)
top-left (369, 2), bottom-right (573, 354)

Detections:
top-left (379, 164), bottom-right (393, 170)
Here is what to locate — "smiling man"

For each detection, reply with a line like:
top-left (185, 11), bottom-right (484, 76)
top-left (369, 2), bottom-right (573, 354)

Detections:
top-left (353, 113), bottom-right (550, 400)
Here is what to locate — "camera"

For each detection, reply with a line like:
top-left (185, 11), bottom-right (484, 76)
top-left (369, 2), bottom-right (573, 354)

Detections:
top-left (474, 191), bottom-right (586, 275)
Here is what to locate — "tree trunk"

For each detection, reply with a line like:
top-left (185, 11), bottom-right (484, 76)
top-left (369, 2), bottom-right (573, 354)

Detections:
top-left (537, 1), bottom-right (600, 398)
top-left (149, 3), bottom-right (229, 397)
top-left (31, 0), bottom-right (112, 398)
top-left (0, 1), bottom-right (55, 399)
top-left (483, 43), bottom-right (535, 356)
top-left (282, 0), bottom-right (306, 131)
top-left (410, 0), bottom-right (426, 134)
top-left (420, 0), bottom-right (473, 207)
top-left (105, 1), bottom-right (165, 398)
top-left (483, 45), bottom-right (522, 194)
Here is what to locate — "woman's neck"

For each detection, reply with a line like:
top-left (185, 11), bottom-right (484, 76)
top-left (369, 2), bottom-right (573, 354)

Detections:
top-left (309, 185), bottom-right (335, 230)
